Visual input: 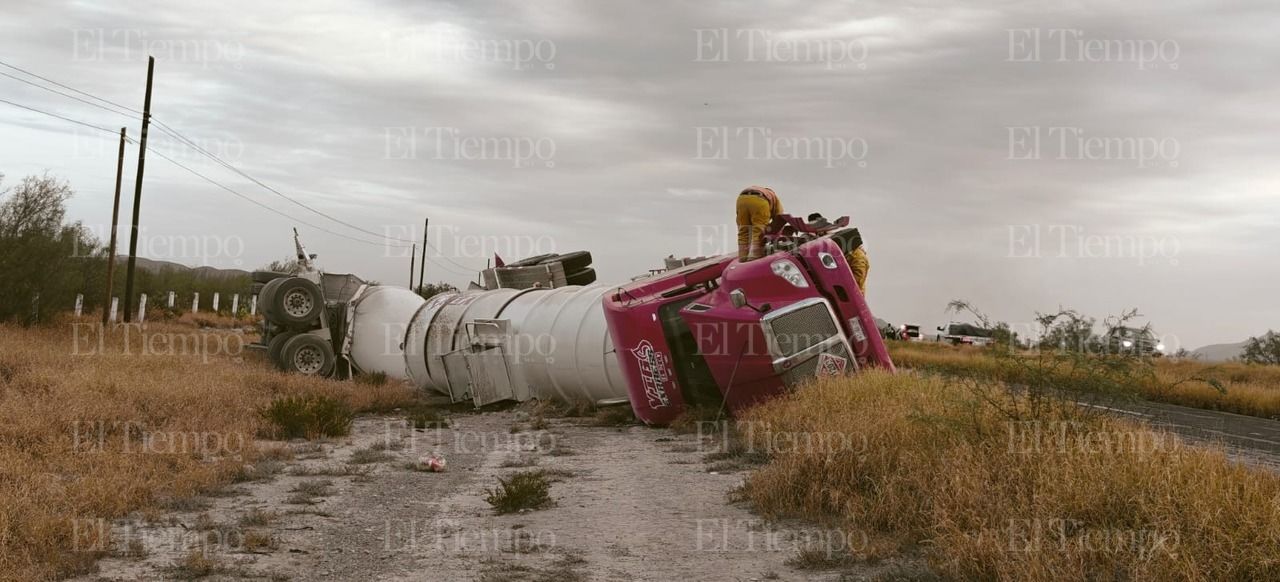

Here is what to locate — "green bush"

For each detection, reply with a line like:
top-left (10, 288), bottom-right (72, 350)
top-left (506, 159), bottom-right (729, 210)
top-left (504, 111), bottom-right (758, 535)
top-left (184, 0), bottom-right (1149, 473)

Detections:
top-left (484, 470), bottom-right (552, 514)
top-left (261, 394), bottom-right (353, 439)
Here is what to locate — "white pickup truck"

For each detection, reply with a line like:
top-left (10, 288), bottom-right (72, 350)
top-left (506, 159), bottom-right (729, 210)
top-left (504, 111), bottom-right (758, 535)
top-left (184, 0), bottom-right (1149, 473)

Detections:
top-left (936, 322), bottom-right (994, 347)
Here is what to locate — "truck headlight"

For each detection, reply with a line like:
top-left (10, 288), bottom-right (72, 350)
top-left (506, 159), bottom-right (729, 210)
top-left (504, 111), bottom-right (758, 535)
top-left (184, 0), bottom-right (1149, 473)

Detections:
top-left (770, 260), bottom-right (809, 288)
top-left (1122, 340), bottom-right (1133, 348)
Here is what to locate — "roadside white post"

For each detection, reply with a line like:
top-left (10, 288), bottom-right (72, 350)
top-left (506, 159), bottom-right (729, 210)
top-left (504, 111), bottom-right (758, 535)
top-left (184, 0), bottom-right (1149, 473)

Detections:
top-left (167, 291), bottom-right (175, 308)
top-left (213, 292), bottom-right (220, 313)
top-left (109, 297), bottom-right (118, 323)
top-left (250, 295), bottom-right (257, 316)
top-left (231, 294), bottom-right (240, 316)
top-left (192, 292), bottom-right (200, 314)
top-left (74, 294), bottom-right (83, 317)
top-left (138, 293), bottom-right (147, 323)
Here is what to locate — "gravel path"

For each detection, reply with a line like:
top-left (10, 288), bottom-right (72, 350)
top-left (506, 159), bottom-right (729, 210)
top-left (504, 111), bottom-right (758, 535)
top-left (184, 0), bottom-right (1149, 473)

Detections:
top-left (75, 409), bottom-right (903, 582)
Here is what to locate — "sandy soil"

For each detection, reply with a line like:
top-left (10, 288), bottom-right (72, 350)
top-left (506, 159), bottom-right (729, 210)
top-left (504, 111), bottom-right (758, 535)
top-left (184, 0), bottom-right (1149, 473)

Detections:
top-left (72, 408), bottom-right (912, 582)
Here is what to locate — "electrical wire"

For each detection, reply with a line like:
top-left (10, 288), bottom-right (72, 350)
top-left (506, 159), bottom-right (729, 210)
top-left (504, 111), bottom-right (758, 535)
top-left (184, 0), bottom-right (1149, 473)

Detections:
top-left (0, 64), bottom-right (484, 275)
top-left (0, 70), bottom-right (138, 120)
top-left (0, 59), bottom-right (141, 114)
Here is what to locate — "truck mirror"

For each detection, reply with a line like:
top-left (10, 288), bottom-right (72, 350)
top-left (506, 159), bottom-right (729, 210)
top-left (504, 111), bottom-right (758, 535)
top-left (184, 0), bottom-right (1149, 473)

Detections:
top-left (937, 326), bottom-right (945, 331)
top-left (730, 289), bottom-right (748, 309)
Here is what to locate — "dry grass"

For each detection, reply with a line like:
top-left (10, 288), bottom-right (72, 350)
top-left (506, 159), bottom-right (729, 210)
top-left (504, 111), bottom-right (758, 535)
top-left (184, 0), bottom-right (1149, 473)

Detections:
top-left (889, 341), bottom-right (1280, 419)
top-left (738, 371), bottom-right (1280, 581)
top-left (0, 316), bottom-right (419, 581)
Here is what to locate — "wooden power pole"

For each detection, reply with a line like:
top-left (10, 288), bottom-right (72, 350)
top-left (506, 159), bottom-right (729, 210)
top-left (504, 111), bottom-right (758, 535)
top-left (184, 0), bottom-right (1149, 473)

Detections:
top-left (409, 243), bottom-right (417, 289)
top-left (418, 217), bottom-right (428, 293)
top-left (102, 126), bottom-right (127, 326)
top-left (123, 56), bottom-right (154, 322)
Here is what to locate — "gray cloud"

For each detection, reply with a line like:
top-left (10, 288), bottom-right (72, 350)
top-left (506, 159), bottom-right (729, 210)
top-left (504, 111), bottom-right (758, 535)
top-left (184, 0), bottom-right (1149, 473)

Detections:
top-left (1, 0), bottom-right (1276, 348)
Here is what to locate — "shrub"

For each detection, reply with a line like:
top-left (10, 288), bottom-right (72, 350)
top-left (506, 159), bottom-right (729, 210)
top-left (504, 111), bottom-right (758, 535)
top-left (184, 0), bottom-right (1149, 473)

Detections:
top-left (739, 372), bottom-right (1280, 580)
top-left (260, 394), bottom-right (353, 439)
top-left (484, 470), bottom-right (553, 514)
top-left (405, 404), bottom-right (449, 429)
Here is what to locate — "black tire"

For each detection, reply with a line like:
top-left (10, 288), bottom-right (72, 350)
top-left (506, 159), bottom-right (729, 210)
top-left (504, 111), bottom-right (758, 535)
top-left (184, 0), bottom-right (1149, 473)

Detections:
top-left (268, 331), bottom-right (297, 370)
top-left (259, 278), bottom-right (286, 322)
top-left (271, 277), bottom-right (323, 328)
top-left (565, 267), bottom-right (596, 286)
top-left (506, 253), bottom-right (557, 268)
top-left (252, 270), bottom-right (289, 284)
top-left (540, 251), bottom-right (592, 272)
top-left (280, 334), bottom-right (335, 377)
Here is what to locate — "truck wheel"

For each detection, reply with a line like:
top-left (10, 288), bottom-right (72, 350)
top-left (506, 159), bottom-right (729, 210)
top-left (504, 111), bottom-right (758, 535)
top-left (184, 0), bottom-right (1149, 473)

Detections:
top-left (252, 270), bottom-right (289, 284)
top-left (259, 278), bottom-right (286, 322)
top-left (272, 278), bottom-right (323, 328)
top-left (280, 334), bottom-right (335, 377)
top-left (541, 251), bottom-right (592, 272)
top-left (565, 267), bottom-right (596, 286)
top-left (506, 253), bottom-right (557, 268)
top-left (268, 331), bottom-right (297, 369)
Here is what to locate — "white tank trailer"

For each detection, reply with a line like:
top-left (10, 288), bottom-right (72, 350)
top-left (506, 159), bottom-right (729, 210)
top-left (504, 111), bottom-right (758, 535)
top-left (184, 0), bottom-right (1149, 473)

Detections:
top-left (349, 284), bottom-right (629, 407)
top-left (253, 230), bottom-right (628, 407)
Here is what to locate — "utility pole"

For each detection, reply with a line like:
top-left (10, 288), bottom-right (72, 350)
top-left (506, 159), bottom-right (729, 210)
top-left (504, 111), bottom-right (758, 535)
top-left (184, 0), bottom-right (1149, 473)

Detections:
top-left (102, 126), bottom-right (127, 326)
top-left (123, 56), bottom-right (154, 323)
top-left (417, 217), bottom-right (428, 293)
top-left (409, 243), bottom-right (417, 289)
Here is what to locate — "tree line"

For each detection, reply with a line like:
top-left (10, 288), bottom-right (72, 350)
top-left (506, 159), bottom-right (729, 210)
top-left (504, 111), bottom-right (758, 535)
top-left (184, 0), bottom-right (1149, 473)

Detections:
top-left (0, 172), bottom-right (251, 324)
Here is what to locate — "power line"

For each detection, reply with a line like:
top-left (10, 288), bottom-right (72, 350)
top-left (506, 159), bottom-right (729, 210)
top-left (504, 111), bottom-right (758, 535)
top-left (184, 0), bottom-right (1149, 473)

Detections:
top-left (0, 70), bottom-right (138, 120)
top-left (147, 120), bottom-right (413, 248)
top-left (0, 58), bottom-right (141, 114)
top-left (0, 97), bottom-right (408, 250)
top-left (0, 96), bottom-right (119, 135)
top-left (0, 71), bottom-right (484, 276)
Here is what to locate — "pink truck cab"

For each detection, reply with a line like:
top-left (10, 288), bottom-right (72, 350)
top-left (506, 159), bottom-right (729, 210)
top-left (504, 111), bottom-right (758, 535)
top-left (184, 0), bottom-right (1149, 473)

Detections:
top-left (603, 216), bottom-right (895, 425)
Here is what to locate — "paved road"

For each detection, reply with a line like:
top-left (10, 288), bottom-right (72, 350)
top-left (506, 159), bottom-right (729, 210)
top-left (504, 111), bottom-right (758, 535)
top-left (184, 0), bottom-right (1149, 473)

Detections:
top-left (1088, 397), bottom-right (1280, 470)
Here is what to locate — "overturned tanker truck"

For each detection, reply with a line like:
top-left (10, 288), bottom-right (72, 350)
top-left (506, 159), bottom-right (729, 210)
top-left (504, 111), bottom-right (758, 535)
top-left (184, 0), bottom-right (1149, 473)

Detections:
top-left (252, 215), bottom-right (894, 425)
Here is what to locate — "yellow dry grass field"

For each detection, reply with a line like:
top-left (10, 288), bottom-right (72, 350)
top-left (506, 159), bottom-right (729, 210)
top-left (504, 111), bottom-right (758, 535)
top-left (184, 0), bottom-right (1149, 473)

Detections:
top-left (0, 317), bottom-right (418, 581)
top-left (738, 372), bottom-right (1280, 581)
top-left (888, 340), bottom-right (1280, 419)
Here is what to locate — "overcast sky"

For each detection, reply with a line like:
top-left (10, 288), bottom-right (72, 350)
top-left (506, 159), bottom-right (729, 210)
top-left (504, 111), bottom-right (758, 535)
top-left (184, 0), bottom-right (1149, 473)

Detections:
top-left (2, 0), bottom-right (1277, 349)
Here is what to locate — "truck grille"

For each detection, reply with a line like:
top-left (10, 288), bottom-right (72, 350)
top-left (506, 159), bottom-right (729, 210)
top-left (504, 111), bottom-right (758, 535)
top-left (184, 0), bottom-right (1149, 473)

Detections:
top-left (781, 341), bottom-right (851, 387)
top-left (767, 302), bottom-right (840, 357)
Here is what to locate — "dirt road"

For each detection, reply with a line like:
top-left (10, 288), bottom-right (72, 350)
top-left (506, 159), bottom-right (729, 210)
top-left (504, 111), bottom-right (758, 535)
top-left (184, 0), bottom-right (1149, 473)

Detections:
top-left (76, 409), bottom-right (911, 582)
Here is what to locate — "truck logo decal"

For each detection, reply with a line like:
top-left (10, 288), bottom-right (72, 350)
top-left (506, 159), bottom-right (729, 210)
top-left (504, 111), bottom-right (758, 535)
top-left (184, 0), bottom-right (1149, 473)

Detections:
top-left (630, 340), bottom-right (672, 408)
top-left (816, 353), bottom-right (848, 377)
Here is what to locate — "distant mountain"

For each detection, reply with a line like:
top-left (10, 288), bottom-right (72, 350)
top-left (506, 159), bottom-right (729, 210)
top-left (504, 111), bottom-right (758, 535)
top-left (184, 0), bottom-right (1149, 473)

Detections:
top-left (1192, 332), bottom-right (1277, 362)
top-left (1191, 340), bottom-right (1248, 362)
top-left (116, 256), bottom-right (251, 281)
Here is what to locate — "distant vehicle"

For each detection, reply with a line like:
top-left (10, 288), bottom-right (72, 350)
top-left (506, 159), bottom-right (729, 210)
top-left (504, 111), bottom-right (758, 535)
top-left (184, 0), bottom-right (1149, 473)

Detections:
top-left (899, 324), bottom-right (923, 342)
top-left (937, 322), bottom-right (994, 346)
top-left (1106, 326), bottom-right (1164, 356)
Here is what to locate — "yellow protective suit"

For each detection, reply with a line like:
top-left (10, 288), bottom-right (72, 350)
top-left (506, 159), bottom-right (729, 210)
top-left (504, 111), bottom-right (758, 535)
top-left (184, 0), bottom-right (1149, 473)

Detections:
top-left (846, 246), bottom-right (869, 294)
top-left (736, 186), bottom-right (783, 260)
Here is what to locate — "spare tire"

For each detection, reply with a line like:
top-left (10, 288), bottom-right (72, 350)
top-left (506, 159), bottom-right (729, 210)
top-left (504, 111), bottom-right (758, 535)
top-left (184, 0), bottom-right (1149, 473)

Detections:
top-left (279, 333), bottom-right (335, 377)
top-left (506, 253), bottom-right (557, 268)
top-left (268, 330), bottom-right (297, 369)
top-left (540, 251), bottom-right (592, 272)
top-left (565, 267), bottom-right (597, 286)
top-left (252, 270), bottom-right (289, 284)
top-left (271, 278), bottom-right (324, 328)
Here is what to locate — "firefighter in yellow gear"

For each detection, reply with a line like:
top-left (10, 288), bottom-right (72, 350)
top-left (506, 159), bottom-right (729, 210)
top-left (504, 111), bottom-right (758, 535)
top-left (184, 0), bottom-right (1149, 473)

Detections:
top-left (846, 245), bottom-right (869, 294)
top-left (736, 185), bottom-right (783, 260)
top-left (809, 212), bottom-right (870, 294)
